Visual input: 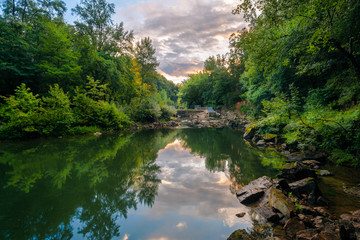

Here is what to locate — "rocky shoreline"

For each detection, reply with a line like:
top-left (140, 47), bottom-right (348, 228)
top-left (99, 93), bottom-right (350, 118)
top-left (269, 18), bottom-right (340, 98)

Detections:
top-left (227, 122), bottom-right (360, 240)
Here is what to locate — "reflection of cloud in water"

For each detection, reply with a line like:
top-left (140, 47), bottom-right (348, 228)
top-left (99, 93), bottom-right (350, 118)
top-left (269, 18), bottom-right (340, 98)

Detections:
top-left (147, 237), bottom-right (174, 240)
top-left (218, 207), bottom-right (253, 228)
top-left (121, 233), bottom-right (130, 240)
top-left (176, 221), bottom-right (187, 229)
top-left (141, 139), bottom-right (252, 229)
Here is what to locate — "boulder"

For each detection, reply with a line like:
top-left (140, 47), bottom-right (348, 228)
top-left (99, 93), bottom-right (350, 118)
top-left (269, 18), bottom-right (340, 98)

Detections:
top-left (269, 187), bottom-right (296, 218)
top-left (277, 163), bottom-right (317, 181)
top-left (296, 229), bottom-right (319, 240)
top-left (288, 177), bottom-right (321, 202)
top-left (252, 205), bottom-right (279, 223)
top-left (284, 218), bottom-right (306, 238)
top-left (227, 229), bottom-right (256, 240)
top-left (273, 179), bottom-right (291, 195)
top-left (286, 151), bottom-right (326, 162)
top-left (236, 176), bottom-right (273, 205)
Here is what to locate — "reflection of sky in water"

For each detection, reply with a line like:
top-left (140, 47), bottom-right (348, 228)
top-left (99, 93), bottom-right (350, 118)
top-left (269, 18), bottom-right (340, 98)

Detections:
top-left (116, 139), bottom-right (252, 240)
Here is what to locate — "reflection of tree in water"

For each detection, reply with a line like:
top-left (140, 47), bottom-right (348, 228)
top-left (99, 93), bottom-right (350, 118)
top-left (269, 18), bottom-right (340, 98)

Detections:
top-left (0, 129), bottom-right (177, 240)
top-left (178, 128), bottom-right (282, 193)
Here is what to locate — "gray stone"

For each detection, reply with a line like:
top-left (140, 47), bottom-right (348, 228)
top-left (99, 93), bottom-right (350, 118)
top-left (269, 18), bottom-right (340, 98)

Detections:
top-left (288, 177), bottom-right (321, 201)
top-left (236, 176), bottom-right (273, 205)
top-left (256, 140), bottom-right (267, 147)
top-left (319, 170), bottom-right (332, 176)
top-left (253, 205), bottom-right (279, 223)
top-left (277, 163), bottom-right (317, 181)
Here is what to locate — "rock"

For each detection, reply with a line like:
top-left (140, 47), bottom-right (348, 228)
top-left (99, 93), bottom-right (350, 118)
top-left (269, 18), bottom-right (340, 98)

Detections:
top-left (269, 187), bottom-right (296, 218)
top-left (296, 229), bottom-right (319, 240)
top-left (284, 218), bottom-right (306, 238)
top-left (227, 229), bottom-right (256, 240)
top-left (236, 212), bottom-right (246, 218)
top-left (286, 151), bottom-right (326, 162)
top-left (339, 220), bottom-right (357, 240)
top-left (252, 134), bottom-right (261, 144)
top-left (319, 170), bottom-right (332, 176)
top-left (316, 196), bottom-right (329, 206)
top-left (236, 176), bottom-right (273, 205)
top-left (252, 205), bottom-right (279, 223)
top-left (273, 179), bottom-right (291, 195)
top-left (314, 207), bottom-right (331, 218)
top-left (343, 186), bottom-right (360, 197)
top-left (244, 124), bottom-right (256, 140)
top-left (256, 140), bottom-right (267, 147)
top-left (303, 160), bottom-right (321, 169)
top-left (300, 205), bottom-right (318, 216)
top-left (277, 163), bottom-right (317, 181)
top-left (298, 214), bottom-right (315, 228)
top-left (288, 177), bottom-right (321, 203)
top-left (318, 225), bottom-right (341, 240)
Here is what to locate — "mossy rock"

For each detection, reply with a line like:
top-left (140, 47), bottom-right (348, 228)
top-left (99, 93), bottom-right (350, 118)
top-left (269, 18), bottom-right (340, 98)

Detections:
top-left (227, 229), bottom-right (256, 240)
top-left (269, 187), bottom-right (296, 218)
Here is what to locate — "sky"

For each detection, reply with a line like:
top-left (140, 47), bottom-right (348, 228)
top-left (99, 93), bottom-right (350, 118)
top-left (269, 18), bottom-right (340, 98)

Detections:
top-left (63, 0), bottom-right (247, 84)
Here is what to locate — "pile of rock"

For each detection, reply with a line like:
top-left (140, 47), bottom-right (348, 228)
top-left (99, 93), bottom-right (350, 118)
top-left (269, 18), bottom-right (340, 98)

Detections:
top-left (228, 163), bottom-right (360, 240)
top-left (183, 110), bottom-right (248, 129)
top-left (129, 120), bottom-right (180, 130)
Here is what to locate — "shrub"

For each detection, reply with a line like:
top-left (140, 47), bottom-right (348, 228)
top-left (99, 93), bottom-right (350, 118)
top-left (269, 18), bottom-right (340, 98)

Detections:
top-left (0, 84), bottom-right (42, 138)
top-left (73, 92), bottom-right (130, 129)
top-left (160, 105), bottom-right (176, 121)
top-left (40, 84), bottom-right (74, 135)
top-left (127, 97), bottom-right (162, 123)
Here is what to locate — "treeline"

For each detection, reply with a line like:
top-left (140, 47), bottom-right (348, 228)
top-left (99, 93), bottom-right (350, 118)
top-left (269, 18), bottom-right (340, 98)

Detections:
top-left (0, 0), bottom-right (178, 139)
top-left (180, 0), bottom-right (360, 166)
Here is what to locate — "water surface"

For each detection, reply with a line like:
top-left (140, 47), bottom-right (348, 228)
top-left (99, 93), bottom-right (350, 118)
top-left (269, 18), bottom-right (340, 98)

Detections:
top-left (0, 128), bottom-right (284, 240)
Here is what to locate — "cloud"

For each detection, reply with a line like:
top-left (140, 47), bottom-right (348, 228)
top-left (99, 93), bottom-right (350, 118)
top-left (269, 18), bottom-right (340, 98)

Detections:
top-left (116, 0), bottom-right (246, 82)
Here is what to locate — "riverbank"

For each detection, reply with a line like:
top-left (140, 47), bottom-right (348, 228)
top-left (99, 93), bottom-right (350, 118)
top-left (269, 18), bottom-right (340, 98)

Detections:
top-left (176, 110), bottom-right (360, 239)
top-left (226, 121), bottom-right (360, 239)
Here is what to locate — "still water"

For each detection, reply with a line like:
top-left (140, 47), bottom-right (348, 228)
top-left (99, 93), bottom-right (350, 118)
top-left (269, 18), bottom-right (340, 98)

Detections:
top-left (0, 128), bottom-right (285, 240)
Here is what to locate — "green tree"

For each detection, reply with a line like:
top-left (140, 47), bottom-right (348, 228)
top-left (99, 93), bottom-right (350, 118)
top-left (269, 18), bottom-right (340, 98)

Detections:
top-left (135, 37), bottom-right (159, 90)
top-left (35, 20), bottom-right (81, 92)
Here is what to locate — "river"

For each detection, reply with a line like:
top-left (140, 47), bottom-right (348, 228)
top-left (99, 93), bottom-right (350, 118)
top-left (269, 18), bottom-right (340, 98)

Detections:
top-left (0, 128), bottom-right (288, 240)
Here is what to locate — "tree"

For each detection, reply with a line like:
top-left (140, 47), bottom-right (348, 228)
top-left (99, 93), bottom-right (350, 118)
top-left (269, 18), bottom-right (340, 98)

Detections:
top-left (72, 0), bottom-right (133, 54)
top-left (135, 37), bottom-right (159, 89)
top-left (2, 0), bottom-right (66, 22)
top-left (35, 20), bottom-right (81, 92)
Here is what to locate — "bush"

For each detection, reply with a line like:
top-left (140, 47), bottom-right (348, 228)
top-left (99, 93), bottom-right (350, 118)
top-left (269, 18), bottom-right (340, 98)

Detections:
top-left (73, 92), bottom-right (130, 129)
top-left (0, 84), bottom-right (42, 138)
top-left (160, 105), bottom-right (176, 121)
top-left (127, 97), bottom-right (162, 123)
top-left (40, 84), bottom-right (74, 135)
